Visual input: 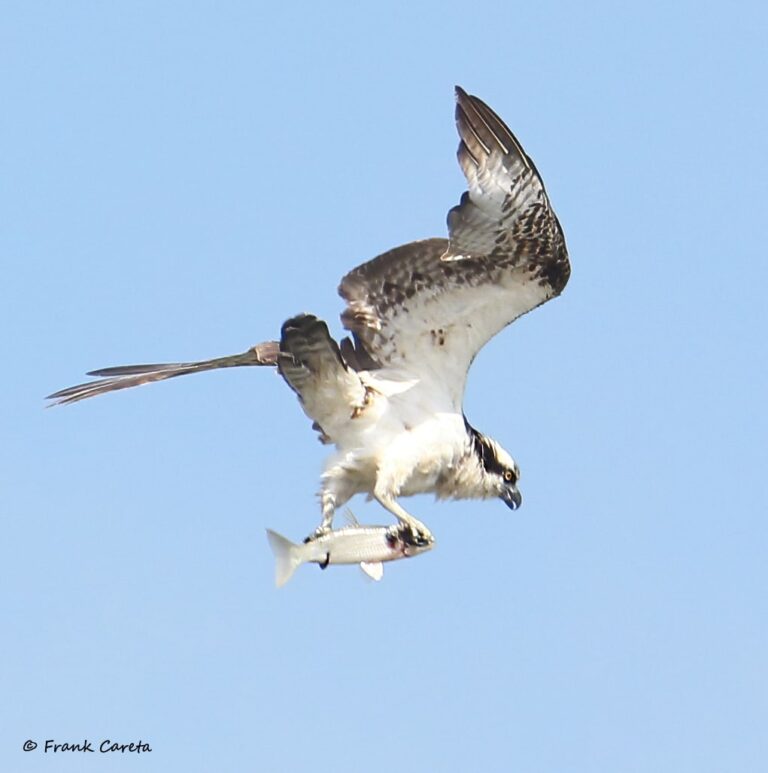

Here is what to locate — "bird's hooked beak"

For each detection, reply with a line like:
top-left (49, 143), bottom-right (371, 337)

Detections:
top-left (501, 484), bottom-right (522, 511)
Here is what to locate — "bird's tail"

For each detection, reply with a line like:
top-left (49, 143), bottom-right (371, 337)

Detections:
top-left (265, 529), bottom-right (304, 588)
top-left (46, 341), bottom-right (279, 406)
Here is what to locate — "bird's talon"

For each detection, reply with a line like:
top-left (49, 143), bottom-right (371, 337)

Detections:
top-left (402, 525), bottom-right (433, 547)
top-left (304, 526), bottom-right (331, 544)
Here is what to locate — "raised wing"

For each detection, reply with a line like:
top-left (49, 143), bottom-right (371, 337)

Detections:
top-left (339, 87), bottom-right (569, 409)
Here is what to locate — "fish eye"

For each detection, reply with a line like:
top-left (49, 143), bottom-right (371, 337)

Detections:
top-left (503, 469), bottom-right (515, 483)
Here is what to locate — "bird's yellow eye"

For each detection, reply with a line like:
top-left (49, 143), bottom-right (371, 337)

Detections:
top-left (503, 470), bottom-right (515, 482)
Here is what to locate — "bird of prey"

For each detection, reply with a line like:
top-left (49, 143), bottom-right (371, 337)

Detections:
top-left (48, 87), bottom-right (570, 544)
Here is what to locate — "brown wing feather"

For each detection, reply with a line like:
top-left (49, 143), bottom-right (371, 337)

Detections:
top-left (448, 87), bottom-right (569, 280)
top-left (337, 87), bottom-right (569, 400)
top-left (278, 314), bottom-right (365, 442)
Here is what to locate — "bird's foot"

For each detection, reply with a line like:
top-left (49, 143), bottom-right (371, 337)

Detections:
top-left (397, 520), bottom-right (434, 547)
top-left (303, 524), bottom-right (332, 544)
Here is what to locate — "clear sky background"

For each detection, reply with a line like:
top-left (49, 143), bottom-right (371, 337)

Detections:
top-left (2, 2), bottom-right (766, 771)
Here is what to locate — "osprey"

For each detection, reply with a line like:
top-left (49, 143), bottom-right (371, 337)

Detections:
top-left (48, 87), bottom-right (570, 543)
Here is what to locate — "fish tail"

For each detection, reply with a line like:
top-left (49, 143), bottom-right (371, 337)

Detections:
top-left (265, 529), bottom-right (303, 587)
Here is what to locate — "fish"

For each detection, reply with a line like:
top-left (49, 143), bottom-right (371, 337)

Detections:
top-left (265, 524), bottom-right (434, 587)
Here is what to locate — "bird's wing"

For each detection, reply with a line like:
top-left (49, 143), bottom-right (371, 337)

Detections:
top-left (338, 87), bottom-right (569, 410)
top-left (277, 314), bottom-right (366, 443)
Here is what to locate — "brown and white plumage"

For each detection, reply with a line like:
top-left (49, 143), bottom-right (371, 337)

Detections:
top-left (338, 87), bottom-right (568, 409)
top-left (48, 87), bottom-right (569, 543)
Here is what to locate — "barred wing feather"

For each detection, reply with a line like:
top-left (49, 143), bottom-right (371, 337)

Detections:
top-left (338, 87), bottom-right (569, 409)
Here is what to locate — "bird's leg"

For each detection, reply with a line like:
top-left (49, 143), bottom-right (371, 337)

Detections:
top-left (305, 491), bottom-right (337, 543)
top-left (373, 493), bottom-right (433, 543)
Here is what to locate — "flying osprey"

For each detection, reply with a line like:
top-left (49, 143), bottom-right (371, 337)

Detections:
top-left (48, 87), bottom-right (569, 543)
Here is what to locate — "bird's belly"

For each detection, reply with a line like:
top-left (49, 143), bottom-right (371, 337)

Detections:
top-left (384, 422), bottom-right (465, 496)
top-left (324, 392), bottom-right (467, 499)
top-left (399, 467), bottom-right (443, 496)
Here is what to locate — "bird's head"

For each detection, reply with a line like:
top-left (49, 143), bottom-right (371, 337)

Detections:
top-left (466, 423), bottom-right (522, 510)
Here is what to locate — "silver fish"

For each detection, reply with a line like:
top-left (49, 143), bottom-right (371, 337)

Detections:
top-left (265, 524), bottom-right (434, 587)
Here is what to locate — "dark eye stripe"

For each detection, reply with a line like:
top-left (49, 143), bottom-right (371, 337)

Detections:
top-left (465, 420), bottom-right (513, 480)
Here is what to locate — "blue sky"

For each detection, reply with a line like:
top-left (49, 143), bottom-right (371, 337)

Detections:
top-left (3, 1), bottom-right (767, 771)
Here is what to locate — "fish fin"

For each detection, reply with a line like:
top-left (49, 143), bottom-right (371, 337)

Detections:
top-left (360, 561), bottom-right (383, 581)
top-left (265, 529), bottom-right (303, 587)
top-left (341, 508), bottom-right (360, 527)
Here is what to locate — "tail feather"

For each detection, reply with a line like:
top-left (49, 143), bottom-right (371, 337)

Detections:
top-left (265, 529), bottom-right (304, 587)
top-left (46, 342), bottom-right (279, 406)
